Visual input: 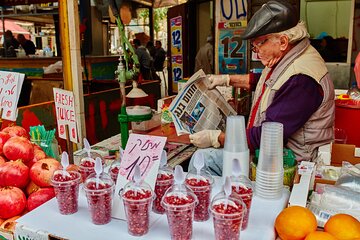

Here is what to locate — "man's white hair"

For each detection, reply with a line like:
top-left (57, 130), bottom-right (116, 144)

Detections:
top-left (277, 21), bottom-right (310, 44)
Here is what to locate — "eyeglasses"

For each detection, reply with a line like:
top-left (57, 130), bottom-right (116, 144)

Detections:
top-left (250, 38), bottom-right (269, 53)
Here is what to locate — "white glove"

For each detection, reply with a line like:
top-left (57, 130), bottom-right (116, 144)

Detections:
top-left (189, 130), bottom-right (221, 148)
top-left (208, 75), bottom-right (230, 89)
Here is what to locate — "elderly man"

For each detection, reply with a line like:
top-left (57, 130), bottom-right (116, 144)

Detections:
top-left (189, 0), bottom-right (334, 175)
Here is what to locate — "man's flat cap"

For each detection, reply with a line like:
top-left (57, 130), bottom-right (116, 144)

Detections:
top-left (241, 0), bottom-right (298, 40)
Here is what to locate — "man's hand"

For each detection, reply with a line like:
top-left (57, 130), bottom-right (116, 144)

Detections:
top-left (208, 75), bottom-right (230, 89)
top-left (189, 130), bottom-right (222, 148)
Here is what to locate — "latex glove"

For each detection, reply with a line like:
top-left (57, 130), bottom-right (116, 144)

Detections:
top-left (189, 130), bottom-right (221, 148)
top-left (208, 75), bottom-right (230, 89)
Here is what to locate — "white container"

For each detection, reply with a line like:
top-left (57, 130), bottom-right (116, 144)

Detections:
top-left (223, 150), bottom-right (249, 178)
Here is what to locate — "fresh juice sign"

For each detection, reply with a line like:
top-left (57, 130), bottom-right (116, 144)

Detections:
top-left (0, 71), bottom-right (24, 121)
top-left (53, 88), bottom-right (78, 143)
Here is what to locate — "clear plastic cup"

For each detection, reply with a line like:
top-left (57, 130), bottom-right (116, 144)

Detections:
top-left (161, 184), bottom-right (198, 240)
top-left (121, 178), bottom-right (154, 236)
top-left (51, 170), bottom-right (81, 215)
top-left (257, 122), bottom-right (284, 173)
top-left (153, 166), bottom-right (174, 214)
top-left (185, 170), bottom-right (214, 221)
top-left (210, 192), bottom-right (246, 240)
top-left (108, 160), bottom-right (121, 184)
top-left (230, 175), bottom-right (253, 230)
top-left (79, 157), bottom-right (95, 182)
top-left (83, 172), bottom-right (115, 225)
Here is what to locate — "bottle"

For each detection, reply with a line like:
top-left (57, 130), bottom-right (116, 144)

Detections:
top-left (347, 82), bottom-right (360, 100)
top-left (17, 45), bottom-right (26, 57)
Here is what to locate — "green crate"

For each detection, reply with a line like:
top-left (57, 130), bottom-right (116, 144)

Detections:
top-left (254, 148), bottom-right (296, 168)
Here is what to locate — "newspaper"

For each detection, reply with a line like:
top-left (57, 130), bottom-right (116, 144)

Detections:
top-left (170, 70), bottom-right (237, 135)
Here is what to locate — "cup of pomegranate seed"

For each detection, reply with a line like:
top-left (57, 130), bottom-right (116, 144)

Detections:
top-left (185, 170), bottom-right (213, 221)
top-left (230, 175), bottom-right (253, 230)
top-left (210, 192), bottom-right (246, 240)
top-left (108, 160), bottom-right (121, 184)
top-left (83, 172), bottom-right (115, 225)
top-left (121, 179), bottom-right (154, 236)
top-left (153, 166), bottom-right (174, 214)
top-left (79, 157), bottom-right (96, 182)
top-left (51, 170), bottom-right (81, 215)
top-left (161, 184), bottom-right (198, 240)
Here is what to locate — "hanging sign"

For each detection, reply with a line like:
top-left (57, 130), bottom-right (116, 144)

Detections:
top-left (170, 16), bottom-right (183, 83)
top-left (53, 88), bottom-right (78, 143)
top-left (112, 133), bottom-right (167, 219)
top-left (218, 21), bottom-right (247, 74)
top-left (0, 71), bottom-right (25, 121)
top-left (171, 55), bottom-right (183, 83)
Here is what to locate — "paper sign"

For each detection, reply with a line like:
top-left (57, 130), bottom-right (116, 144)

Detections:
top-left (0, 71), bottom-right (25, 121)
top-left (170, 16), bottom-right (182, 56)
top-left (112, 133), bottom-right (167, 219)
top-left (53, 88), bottom-right (78, 143)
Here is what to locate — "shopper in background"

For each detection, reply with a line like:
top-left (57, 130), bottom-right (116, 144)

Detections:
top-left (3, 30), bottom-right (19, 57)
top-left (17, 34), bottom-right (36, 55)
top-left (194, 35), bottom-right (214, 74)
top-left (133, 38), bottom-right (152, 80)
top-left (189, 0), bottom-right (335, 174)
top-left (154, 40), bottom-right (166, 72)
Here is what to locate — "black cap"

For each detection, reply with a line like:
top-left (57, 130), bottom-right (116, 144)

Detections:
top-left (241, 0), bottom-right (298, 40)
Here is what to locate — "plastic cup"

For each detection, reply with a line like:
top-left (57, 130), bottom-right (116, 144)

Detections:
top-left (51, 171), bottom-right (81, 215)
top-left (210, 194), bottom-right (246, 240)
top-left (185, 171), bottom-right (214, 221)
top-left (257, 122), bottom-right (284, 173)
top-left (153, 171), bottom-right (174, 214)
top-left (84, 173), bottom-right (115, 225)
top-left (123, 195), bottom-right (153, 236)
top-left (79, 160), bottom-right (95, 182)
top-left (108, 161), bottom-right (121, 184)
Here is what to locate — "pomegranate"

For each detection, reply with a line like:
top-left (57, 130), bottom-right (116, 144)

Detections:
top-left (27, 187), bottom-right (55, 211)
top-left (30, 158), bottom-right (60, 187)
top-left (2, 126), bottom-right (28, 138)
top-left (32, 144), bottom-right (43, 152)
top-left (3, 136), bottom-right (34, 162)
top-left (0, 160), bottom-right (29, 188)
top-left (0, 215), bottom-right (21, 232)
top-left (0, 155), bottom-right (6, 165)
top-left (0, 132), bottom-right (11, 154)
top-left (26, 148), bottom-right (46, 168)
top-left (25, 181), bottom-right (40, 196)
top-left (0, 186), bottom-right (26, 219)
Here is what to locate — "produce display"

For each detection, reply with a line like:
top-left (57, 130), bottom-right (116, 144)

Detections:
top-left (0, 126), bottom-right (61, 234)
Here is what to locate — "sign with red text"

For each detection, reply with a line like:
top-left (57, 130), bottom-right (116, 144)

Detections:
top-left (0, 71), bottom-right (25, 121)
top-left (112, 133), bottom-right (167, 219)
top-left (53, 88), bottom-right (78, 143)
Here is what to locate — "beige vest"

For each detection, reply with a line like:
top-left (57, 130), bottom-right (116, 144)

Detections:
top-left (249, 39), bottom-right (335, 161)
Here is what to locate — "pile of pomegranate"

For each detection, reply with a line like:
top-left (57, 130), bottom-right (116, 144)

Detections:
top-left (0, 125), bottom-right (72, 233)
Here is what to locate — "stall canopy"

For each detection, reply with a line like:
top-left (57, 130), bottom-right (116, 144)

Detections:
top-left (0, 19), bottom-right (30, 38)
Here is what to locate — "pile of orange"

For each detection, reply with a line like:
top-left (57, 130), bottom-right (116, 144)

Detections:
top-left (275, 206), bottom-right (360, 240)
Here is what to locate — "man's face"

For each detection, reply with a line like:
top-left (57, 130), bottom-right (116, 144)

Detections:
top-left (251, 34), bottom-right (283, 68)
top-left (155, 42), bottom-right (161, 49)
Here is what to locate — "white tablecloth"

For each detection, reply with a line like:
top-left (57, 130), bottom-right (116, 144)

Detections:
top-left (17, 178), bottom-right (289, 240)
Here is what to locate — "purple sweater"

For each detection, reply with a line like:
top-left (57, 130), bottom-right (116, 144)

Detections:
top-left (248, 73), bottom-right (324, 150)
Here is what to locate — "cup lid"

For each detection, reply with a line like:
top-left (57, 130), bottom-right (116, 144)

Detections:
top-left (121, 177), bottom-right (153, 200)
top-left (185, 169), bottom-right (214, 186)
top-left (210, 191), bottom-right (246, 217)
top-left (230, 175), bottom-right (253, 192)
top-left (83, 172), bottom-right (114, 191)
top-left (161, 183), bottom-right (198, 208)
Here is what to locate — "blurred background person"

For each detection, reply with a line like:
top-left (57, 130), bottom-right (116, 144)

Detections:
top-left (3, 30), bottom-right (19, 57)
top-left (133, 38), bottom-right (152, 80)
top-left (194, 35), bottom-right (214, 74)
top-left (17, 34), bottom-right (36, 55)
top-left (154, 40), bottom-right (166, 72)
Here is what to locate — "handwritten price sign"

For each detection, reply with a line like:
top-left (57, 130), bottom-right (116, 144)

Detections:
top-left (112, 133), bottom-right (167, 220)
top-left (53, 88), bottom-right (78, 143)
top-left (0, 71), bottom-right (25, 121)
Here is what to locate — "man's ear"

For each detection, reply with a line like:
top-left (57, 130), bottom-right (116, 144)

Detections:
top-left (279, 35), bottom-right (289, 51)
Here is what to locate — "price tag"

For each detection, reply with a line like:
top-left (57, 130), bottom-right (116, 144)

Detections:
top-left (0, 71), bottom-right (25, 121)
top-left (112, 133), bottom-right (167, 219)
top-left (53, 88), bottom-right (78, 143)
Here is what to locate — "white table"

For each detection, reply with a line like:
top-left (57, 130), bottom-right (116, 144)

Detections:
top-left (17, 178), bottom-right (289, 240)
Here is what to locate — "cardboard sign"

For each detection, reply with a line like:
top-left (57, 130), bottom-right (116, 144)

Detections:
top-left (112, 133), bottom-right (167, 219)
top-left (0, 71), bottom-right (25, 121)
top-left (53, 88), bottom-right (78, 143)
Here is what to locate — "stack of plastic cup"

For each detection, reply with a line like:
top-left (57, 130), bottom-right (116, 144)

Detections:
top-left (161, 182), bottom-right (198, 239)
top-left (185, 170), bottom-right (213, 221)
top-left (255, 122), bottom-right (284, 199)
top-left (223, 115), bottom-right (250, 178)
top-left (51, 170), bottom-right (81, 215)
top-left (210, 191), bottom-right (246, 240)
top-left (83, 172), bottom-right (115, 225)
top-left (153, 165), bottom-right (174, 214)
top-left (230, 175), bottom-right (253, 230)
top-left (121, 178), bottom-right (154, 236)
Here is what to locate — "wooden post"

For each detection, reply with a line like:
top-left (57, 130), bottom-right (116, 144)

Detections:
top-left (65, 125), bottom-right (74, 164)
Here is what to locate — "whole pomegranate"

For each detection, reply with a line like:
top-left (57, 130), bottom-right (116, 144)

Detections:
top-left (2, 126), bottom-right (28, 138)
top-left (0, 156), bottom-right (6, 165)
top-left (26, 147), bottom-right (46, 168)
top-left (0, 186), bottom-right (26, 219)
top-left (3, 136), bottom-right (34, 162)
top-left (0, 132), bottom-right (11, 154)
top-left (25, 181), bottom-right (40, 196)
top-left (27, 187), bottom-right (55, 211)
top-left (30, 158), bottom-right (60, 187)
top-left (0, 160), bottom-right (29, 188)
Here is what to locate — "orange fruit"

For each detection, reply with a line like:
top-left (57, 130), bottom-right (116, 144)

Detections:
top-left (305, 231), bottom-right (337, 240)
top-left (324, 214), bottom-right (360, 240)
top-left (275, 206), bottom-right (317, 240)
